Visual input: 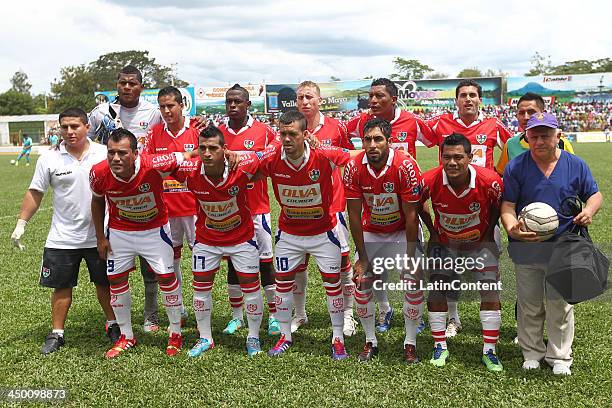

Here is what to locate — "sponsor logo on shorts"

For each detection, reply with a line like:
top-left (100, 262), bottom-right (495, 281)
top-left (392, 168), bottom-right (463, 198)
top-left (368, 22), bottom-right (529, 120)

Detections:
top-left (244, 140), bottom-right (255, 150)
top-left (41, 266), bottom-right (51, 278)
top-left (476, 134), bottom-right (487, 144)
top-left (332, 298), bottom-right (344, 310)
top-left (309, 169), bottom-right (320, 181)
top-left (139, 183), bottom-right (151, 192)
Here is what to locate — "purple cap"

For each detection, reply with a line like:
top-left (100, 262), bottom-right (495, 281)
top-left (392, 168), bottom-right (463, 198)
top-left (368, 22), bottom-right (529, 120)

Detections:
top-left (526, 112), bottom-right (558, 130)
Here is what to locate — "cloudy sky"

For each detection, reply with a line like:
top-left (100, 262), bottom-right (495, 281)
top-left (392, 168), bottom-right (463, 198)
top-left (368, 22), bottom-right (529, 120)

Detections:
top-left (1, 0), bottom-right (610, 94)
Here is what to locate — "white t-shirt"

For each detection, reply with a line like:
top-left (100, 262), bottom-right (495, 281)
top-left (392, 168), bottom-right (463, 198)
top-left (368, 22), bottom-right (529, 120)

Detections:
top-left (87, 99), bottom-right (162, 149)
top-left (29, 140), bottom-right (107, 249)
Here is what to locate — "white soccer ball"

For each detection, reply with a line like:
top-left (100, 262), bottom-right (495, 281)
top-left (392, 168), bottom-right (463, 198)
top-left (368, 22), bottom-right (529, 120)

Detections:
top-left (518, 202), bottom-right (559, 241)
top-left (10, 159), bottom-right (16, 165)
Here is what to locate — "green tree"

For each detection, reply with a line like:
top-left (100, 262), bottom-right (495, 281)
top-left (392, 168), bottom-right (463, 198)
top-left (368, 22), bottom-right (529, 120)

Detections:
top-left (50, 64), bottom-right (97, 113)
top-left (0, 90), bottom-right (35, 115)
top-left (525, 51), bottom-right (552, 76)
top-left (10, 70), bottom-right (32, 94)
top-left (390, 58), bottom-right (433, 80)
top-left (457, 67), bottom-right (483, 78)
top-left (427, 72), bottom-right (449, 79)
top-left (549, 58), bottom-right (612, 74)
top-left (32, 94), bottom-right (49, 114)
top-left (89, 50), bottom-right (188, 90)
top-left (329, 76), bottom-right (341, 82)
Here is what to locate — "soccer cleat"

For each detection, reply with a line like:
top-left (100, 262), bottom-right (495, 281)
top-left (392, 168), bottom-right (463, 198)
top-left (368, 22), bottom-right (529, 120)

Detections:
top-left (375, 307), bottom-right (394, 333)
top-left (404, 344), bottom-right (419, 364)
top-left (188, 338), bottom-right (214, 357)
top-left (268, 317), bottom-right (281, 336)
top-left (522, 360), bottom-right (540, 370)
top-left (552, 363), bottom-right (571, 376)
top-left (445, 318), bottom-right (462, 338)
top-left (357, 342), bottom-right (378, 362)
top-left (143, 313), bottom-right (160, 333)
top-left (513, 336), bottom-right (519, 345)
top-left (166, 332), bottom-right (182, 357)
top-left (106, 322), bottom-right (121, 344)
top-left (430, 344), bottom-right (449, 367)
top-left (290, 314), bottom-right (308, 333)
top-left (331, 337), bottom-right (349, 361)
top-left (343, 315), bottom-right (358, 337)
top-left (14, 161), bottom-right (19, 167)
top-left (417, 317), bottom-right (427, 334)
top-left (482, 350), bottom-right (503, 372)
top-left (105, 335), bottom-right (136, 359)
top-left (268, 334), bottom-right (293, 357)
top-left (246, 337), bottom-right (263, 357)
top-left (41, 333), bottom-right (65, 355)
top-left (222, 318), bottom-right (243, 335)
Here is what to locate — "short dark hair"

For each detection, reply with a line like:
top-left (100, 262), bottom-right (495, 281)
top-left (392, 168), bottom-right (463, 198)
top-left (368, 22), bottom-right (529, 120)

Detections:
top-left (517, 92), bottom-right (545, 111)
top-left (371, 78), bottom-right (398, 98)
top-left (108, 128), bottom-right (137, 151)
top-left (199, 125), bottom-right (225, 145)
top-left (158, 86), bottom-right (183, 104)
top-left (442, 132), bottom-right (471, 155)
top-left (59, 107), bottom-right (88, 125)
top-left (455, 79), bottom-right (482, 98)
top-left (117, 65), bottom-right (143, 84)
top-left (363, 118), bottom-right (392, 139)
top-left (279, 110), bottom-right (307, 132)
top-left (226, 83), bottom-right (250, 101)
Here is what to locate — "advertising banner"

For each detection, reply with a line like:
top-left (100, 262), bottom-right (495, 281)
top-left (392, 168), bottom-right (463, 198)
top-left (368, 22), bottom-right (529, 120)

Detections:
top-left (94, 87), bottom-right (196, 116)
top-left (507, 73), bottom-right (612, 104)
top-left (194, 84), bottom-right (265, 115)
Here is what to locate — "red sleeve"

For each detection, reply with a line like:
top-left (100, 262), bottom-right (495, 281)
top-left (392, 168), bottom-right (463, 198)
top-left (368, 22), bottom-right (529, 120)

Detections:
top-left (89, 164), bottom-right (106, 197)
top-left (415, 116), bottom-right (436, 148)
top-left (426, 115), bottom-right (443, 144)
top-left (143, 128), bottom-right (155, 154)
top-left (140, 153), bottom-right (180, 173)
top-left (342, 158), bottom-right (362, 199)
top-left (173, 159), bottom-right (200, 182)
top-left (265, 125), bottom-right (278, 147)
top-left (419, 169), bottom-right (434, 203)
top-left (496, 120), bottom-right (513, 145)
top-left (398, 156), bottom-right (424, 203)
top-left (337, 121), bottom-right (355, 150)
top-left (345, 115), bottom-right (361, 139)
top-left (257, 144), bottom-right (278, 177)
top-left (319, 145), bottom-right (350, 167)
top-left (485, 171), bottom-right (504, 208)
top-left (238, 152), bottom-right (260, 179)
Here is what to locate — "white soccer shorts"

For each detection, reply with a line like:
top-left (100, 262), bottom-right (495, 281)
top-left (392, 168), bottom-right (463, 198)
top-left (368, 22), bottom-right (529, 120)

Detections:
top-left (169, 215), bottom-right (196, 249)
top-left (429, 245), bottom-right (499, 282)
top-left (106, 223), bottom-right (175, 276)
top-left (253, 213), bottom-right (273, 261)
top-left (274, 228), bottom-right (342, 275)
top-left (360, 230), bottom-right (424, 280)
top-left (192, 238), bottom-right (260, 274)
top-left (335, 212), bottom-right (351, 256)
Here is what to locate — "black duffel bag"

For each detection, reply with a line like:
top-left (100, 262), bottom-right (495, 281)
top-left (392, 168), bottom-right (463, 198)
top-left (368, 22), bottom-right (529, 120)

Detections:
top-left (547, 225), bottom-right (609, 304)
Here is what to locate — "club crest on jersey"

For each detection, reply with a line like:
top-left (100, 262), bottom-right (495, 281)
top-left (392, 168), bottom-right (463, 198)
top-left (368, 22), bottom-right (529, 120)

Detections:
top-left (309, 169), bottom-right (320, 181)
top-left (41, 266), bottom-right (51, 278)
top-left (397, 131), bottom-right (408, 142)
top-left (184, 144), bottom-right (195, 152)
top-left (476, 134), bottom-right (487, 144)
top-left (139, 183), bottom-right (151, 192)
top-left (228, 186), bottom-right (239, 196)
top-left (383, 182), bottom-right (394, 193)
top-left (243, 140), bottom-right (255, 150)
top-left (469, 202), bottom-right (481, 211)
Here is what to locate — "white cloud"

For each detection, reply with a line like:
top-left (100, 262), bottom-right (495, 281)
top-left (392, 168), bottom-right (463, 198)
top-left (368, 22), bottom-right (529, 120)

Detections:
top-left (1, 0), bottom-right (610, 94)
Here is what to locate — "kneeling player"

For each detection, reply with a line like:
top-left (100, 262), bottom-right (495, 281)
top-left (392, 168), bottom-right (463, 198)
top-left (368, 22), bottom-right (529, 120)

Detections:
top-left (420, 133), bottom-right (504, 371)
top-left (176, 126), bottom-right (265, 357)
top-left (91, 129), bottom-right (190, 358)
top-left (344, 118), bottom-right (425, 363)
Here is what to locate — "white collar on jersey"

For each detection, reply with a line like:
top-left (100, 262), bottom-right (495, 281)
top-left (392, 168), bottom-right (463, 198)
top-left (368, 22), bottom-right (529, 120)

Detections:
top-left (281, 141), bottom-right (311, 171)
top-left (224, 114), bottom-right (254, 135)
top-left (363, 147), bottom-right (395, 179)
top-left (310, 112), bottom-right (325, 134)
top-left (452, 111), bottom-right (485, 128)
top-left (111, 155), bottom-right (141, 184)
top-left (163, 116), bottom-right (191, 138)
top-left (200, 159), bottom-right (230, 186)
top-left (442, 164), bottom-right (476, 198)
top-left (58, 138), bottom-right (92, 158)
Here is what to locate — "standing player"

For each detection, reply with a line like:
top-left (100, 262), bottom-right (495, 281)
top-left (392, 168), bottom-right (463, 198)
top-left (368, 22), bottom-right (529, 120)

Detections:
top-left (13, 133), bottom-right (33, 166)
top-left (143, 86), bottom-right (200, 324)
top-left (90, 129), bottom-right (189, 358)
top-left (343, 118), bottom-right (424, 363)
top-left (426, 79), bottom-right (512, 337)
top-left (420, 133), bottom-right (504, 371)
top-left (218, 84), bottom-right (280, 336)
top-left (346, 77), bottom-right (435, 332)
top-left (175, 126), bottom-right (265, 357)
top-left (292, 80), bottom-right (357, 336)
top-left (259, 111), bottom-right (351, 359)
top-left (88, 65), bottom-right (164, 333)
top-left (11, 108), bottom-right (118, 354)
top-left (49, 130), bottom-right (60, 149)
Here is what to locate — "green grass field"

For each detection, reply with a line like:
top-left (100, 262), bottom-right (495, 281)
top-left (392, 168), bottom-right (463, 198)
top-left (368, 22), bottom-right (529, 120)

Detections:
top-left (0, 145), bottom-right (610, 407)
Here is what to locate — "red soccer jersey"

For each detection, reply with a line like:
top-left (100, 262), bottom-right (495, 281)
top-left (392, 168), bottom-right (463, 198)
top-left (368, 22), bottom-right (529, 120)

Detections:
top-left (421, 164), bottom-right (504, 249)
top-left (310, 113), bottom-right (353, 214)
top-left (90, 153), bottom-right (185, 231)
top-left (427, 112), bottom-right (512, 170)
top-left (345, 107), bottom-right (436, 158)
top-left (175, 154), bottom-right (260, 247)
top-left (219, 116), bottom-right (276, 215)
top-left (343, 149), bottom-right (423, 234)
top-left (259, 143), bottom-right (350, 236)
top-left (143, 120), bottom-right (199, 218)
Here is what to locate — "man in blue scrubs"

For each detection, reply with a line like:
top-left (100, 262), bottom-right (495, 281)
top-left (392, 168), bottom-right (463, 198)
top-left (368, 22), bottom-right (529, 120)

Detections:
top-left (500, 112), bottom-right (603, 376)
